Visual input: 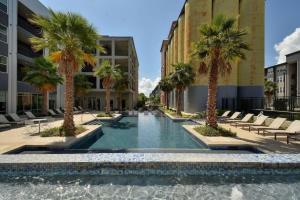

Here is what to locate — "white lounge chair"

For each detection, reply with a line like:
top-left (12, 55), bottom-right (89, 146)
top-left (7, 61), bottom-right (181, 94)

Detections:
top-left (236, 115), bottom-right (269, 131)
top-left (8, 113), bottom-right (25, 125)
top-left (230, 114), bottom-right (254, 126)
top-left (48, 109), bottom-right (61, 117)
top-left (264, 120), bottom-right (300, 144)
top-left (222, 112), bottom-right (241, 122)
top-left (0, 114), bottom-right (23, 126)
top-left (250, 117), bottom-right (287, 135)
top-left (218, 111), bottom-right (231, 119)
top-left (55, 108), bottom-right (64, 115)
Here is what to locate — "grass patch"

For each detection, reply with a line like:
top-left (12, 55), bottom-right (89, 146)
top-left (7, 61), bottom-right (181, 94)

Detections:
top-left (161, 107), bottom-right (194, 118)
top-left (96, 112), bottom-right (113, 118)
top-left (194, 125), bottom-right (236, 137)
top-left (40, 126), bottom-right (87, 137)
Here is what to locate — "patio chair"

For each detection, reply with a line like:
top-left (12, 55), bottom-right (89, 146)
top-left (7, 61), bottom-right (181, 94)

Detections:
top-left (48, 109), bottom-right (61, 117)
top-left (73, 107), bottom-right (81, 114)
top-left (8, 113), bottom-right (25, 125)
top-left (218, 111), bottom-right (231, 119)
top-left (250, 117), bottom-right (287, 135)
top-left (221, 112), bottom-right (241, 122)
top-left (0, 124), bottom-right (11, 130)
top-left (0, 114), bottom-right (22, 127)
top-left (264, 120), bottom-right (300, 144)
top-left (55, 108), bottom-right (64, 115)
top-left (25, 111), bottom-right (37, 119)
top-left (236, 115), bottom-right (269, 132)
top-left (230, 114), bottom-right (254, 126)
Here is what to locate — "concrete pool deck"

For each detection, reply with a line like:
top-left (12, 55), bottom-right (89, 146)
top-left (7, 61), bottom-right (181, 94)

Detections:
top-left (183, 123), bottom-right (300, 153)
top-left (0, 113), bottom-right (100, 154)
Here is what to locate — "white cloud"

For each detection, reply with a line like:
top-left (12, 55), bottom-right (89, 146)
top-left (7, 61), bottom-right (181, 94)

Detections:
top-left (275, 28), bottom-right (300, 63)
top-left (139, 77), bottom-right (160, 97)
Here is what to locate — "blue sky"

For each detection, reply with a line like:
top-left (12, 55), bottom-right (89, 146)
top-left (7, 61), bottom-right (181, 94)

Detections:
top-left (40, 0), bottom-right (300, 96)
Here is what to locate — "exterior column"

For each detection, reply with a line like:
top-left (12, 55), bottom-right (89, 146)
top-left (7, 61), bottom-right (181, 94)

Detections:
top-left (297, 60), bottom-right (300, 96)
top-left (7, 0), bottom-right (18, 113)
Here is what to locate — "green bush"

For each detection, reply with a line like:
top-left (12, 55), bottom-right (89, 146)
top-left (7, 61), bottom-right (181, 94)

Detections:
top-left (40, 126), bottom-right (87, 137)
top-left (96, 112), bottom-right (112, 118)
top-left (194, 125), bottom-right (236, 137)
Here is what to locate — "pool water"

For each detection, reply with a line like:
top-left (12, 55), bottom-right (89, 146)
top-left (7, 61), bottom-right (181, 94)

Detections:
top-left (1, 174), bottom-right (300, 199)
top-left (78, 113), bottom-right (205, 150)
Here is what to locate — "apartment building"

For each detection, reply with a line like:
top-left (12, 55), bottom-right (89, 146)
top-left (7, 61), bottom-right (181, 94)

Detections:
top-left (265, 50), bottom-right (300, 97)
top-left (0, 0), bottom-right (49, 114)
top-left (55, 36), bottom-right (139, 111)
top-left (161, 0), bottom-right (265, 112)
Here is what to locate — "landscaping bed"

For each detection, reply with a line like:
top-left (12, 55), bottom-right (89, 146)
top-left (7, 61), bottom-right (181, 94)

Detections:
top-left (194, 126), bottom-right (236, 137)
top-left (38, 126), bottom-right (87, 137)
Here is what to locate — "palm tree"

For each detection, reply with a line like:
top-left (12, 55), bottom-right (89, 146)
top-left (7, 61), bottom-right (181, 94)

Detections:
top-left (74, 74), bottom-right (93, 108)
top-left (193, 15), bottom-right (250, 128)
top-left (170, 63), bottom-right (195, 116)
top-left (94, 60), bottom-right (121, 113)
top-left (114, 72), bottom-right (129, 111)
top-left (23, 57), bottom-right (63, 115)
top-left (29, 10), bottom-right (100, 135)
top-left (158, 77), bottom-right (174, 109)
top-left (264, 80), bottom-right (278, 108)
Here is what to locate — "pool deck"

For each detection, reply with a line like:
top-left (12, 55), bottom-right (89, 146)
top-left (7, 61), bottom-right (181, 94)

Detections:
top-left (184, 122), bottom-right (300, 153)
top-left (0, 113), bottom-right (100, 154)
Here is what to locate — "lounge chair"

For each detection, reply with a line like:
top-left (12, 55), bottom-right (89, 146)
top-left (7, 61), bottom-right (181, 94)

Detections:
top-left (48, 109), bottom-right (61, 117)
top-left (0, 114), bottom-right (23, 126)
top-left (218, 111), bottom-right (231, 119)
top-left (8, 113), bottom-right (25, 125)
top-left (235, 115), bottom-right (269, 131)
top-left (0, 124), bottom-right (10, 129)
top-left (73, 107), bottom-right (81, 114)
top-left (221, 112), bottom-right (241, 122)
top-left (250, 117), bottom-right (287, 135)
top-left (55, 108), bottom-right (64, 115)
top-left (230, 114), bottom-right (254, 126)
top-left (264, 120), bottom-right (300, 144)
top-left (25, 111), bottom-right (37, 119)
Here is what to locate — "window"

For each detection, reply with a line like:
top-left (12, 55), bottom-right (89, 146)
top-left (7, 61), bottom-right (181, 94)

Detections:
top-left (0, 0), bottom-right (7, 13)
top-left (0, 24), bottom-right (7, 43)
top-left (0, 55), bottom-right (7, 72)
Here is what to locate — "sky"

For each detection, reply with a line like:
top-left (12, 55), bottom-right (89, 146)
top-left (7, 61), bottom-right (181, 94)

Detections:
top-left (39, 0), bottom-right (300, 96)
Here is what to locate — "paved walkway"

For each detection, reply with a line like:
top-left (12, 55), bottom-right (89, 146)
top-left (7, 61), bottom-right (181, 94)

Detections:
top-left (0, 113), bottom-right (99, 154)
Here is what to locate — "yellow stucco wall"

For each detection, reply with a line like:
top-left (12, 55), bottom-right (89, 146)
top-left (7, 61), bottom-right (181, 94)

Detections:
top-left (164, 0), bottom-right (264, 88)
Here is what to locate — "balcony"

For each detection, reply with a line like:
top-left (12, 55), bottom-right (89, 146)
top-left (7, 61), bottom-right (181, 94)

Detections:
top-left (18, 42), bottom-right (42, 59)
top-left (18, 16), bottom-right (41, 37)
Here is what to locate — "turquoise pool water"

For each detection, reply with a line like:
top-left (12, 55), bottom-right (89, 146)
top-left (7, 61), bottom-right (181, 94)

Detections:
top-left (1, 174), bottom-right (300, 199)
top-left (80, 113), bottom-right (204, 150)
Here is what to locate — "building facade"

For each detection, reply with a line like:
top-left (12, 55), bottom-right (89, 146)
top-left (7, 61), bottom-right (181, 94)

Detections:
top-left (265, 50), bottom-right (300, 97)
top-left (55, 36), bottom-right (139, 111)
top-left (161, 0), bottom-right (265, 112)
top-left (0, 0), bottom-right (49, 114)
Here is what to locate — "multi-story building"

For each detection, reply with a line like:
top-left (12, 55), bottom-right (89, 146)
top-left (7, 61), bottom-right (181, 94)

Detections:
top-left (55, 36), bottom-right (139, 111)
top-left (0, 0), bottom-right (49, 114)
top-left (265, 50), bottom-right (300, 97)
top-left (161, 0), bottom-right (265, 112)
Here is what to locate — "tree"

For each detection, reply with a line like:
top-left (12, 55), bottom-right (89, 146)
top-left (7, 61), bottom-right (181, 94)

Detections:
top-left (193, 15), bottom-right (250, 128)
top-left (114, 72), bottom-right (129, 111)
top-left (170, 63), bottom-right (195, 116)
top-left (158, 77), bottom-right (174, 109)
top-left (137, 93), bottom-right (148, 108)
top-left (29, 10), bottom-right (101, 135)
top-left (264, 80), bottom-right (278, 108)
top-left (74, 74), bottom-right (93, 107)
top-left (23, 57), bottom-right (63, 115)
top-left (94, 60), bottom-right (121, 113)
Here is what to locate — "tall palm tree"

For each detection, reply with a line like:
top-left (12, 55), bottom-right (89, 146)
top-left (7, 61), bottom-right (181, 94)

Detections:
top-left (193, 15), bottom-right (250, 128)
top-left (29, 10), bottom-right (101, 135)
top-left (170, 63), bottom-right (195, 116)
top-left (94, 60), bottom-right (121, 113)
top-left (264, 80), bottom-right (278, 108)
top-left (114, 72), bottom-right (129, 111)
top-left (74, 74), bottom-right (93, 107)
top-left (158, 77), bottom-right (174, 109)
top-left (23, 57), bottom-right (63, 115)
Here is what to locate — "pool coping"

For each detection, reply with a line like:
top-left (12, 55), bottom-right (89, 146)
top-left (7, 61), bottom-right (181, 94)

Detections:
top-left (95, 114), bottom-right (122, 122)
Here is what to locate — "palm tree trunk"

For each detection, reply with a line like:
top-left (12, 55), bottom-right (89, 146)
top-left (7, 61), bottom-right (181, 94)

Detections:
top-left (166, 92), bottom-right (169, 110)
top-left (63, 71), bottom-right (75, 136)
top-left (105, 86), bottom-right (111, 113)
top-left (176, 88), bottom-right (181, 116)
top-left (42, 91), bottom-right (48, 116)
top-left (206, 64), bottom-right (218, 128)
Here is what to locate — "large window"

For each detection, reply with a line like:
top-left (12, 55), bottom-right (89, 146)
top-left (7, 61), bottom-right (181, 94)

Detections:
top-left (0, 24), bottom-right (7, 43)
top-left (0, 0), bottom-right (7, 13)
top-left (99, 40), bottom-right (112, 56)
top-left (0, 91), bottom-right (6, 114)
top-left (0, 55), bottom-right (7, 72)
top-left (17, 93), bottom-right (43, 114)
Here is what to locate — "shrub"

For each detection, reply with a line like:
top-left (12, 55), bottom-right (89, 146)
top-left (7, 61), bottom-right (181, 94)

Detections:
top-left (40, 126), bottom-right (87, 137)
top-left (194, 125), bottom-right (236, 137)
top-left (96, 112), bottom-right (113, 118)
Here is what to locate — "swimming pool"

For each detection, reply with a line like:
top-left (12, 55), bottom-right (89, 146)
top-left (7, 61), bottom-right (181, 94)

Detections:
top-left (1, 174), bottom-right (300, 199)
top-left (76, 113), bottom-right (205, 150)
